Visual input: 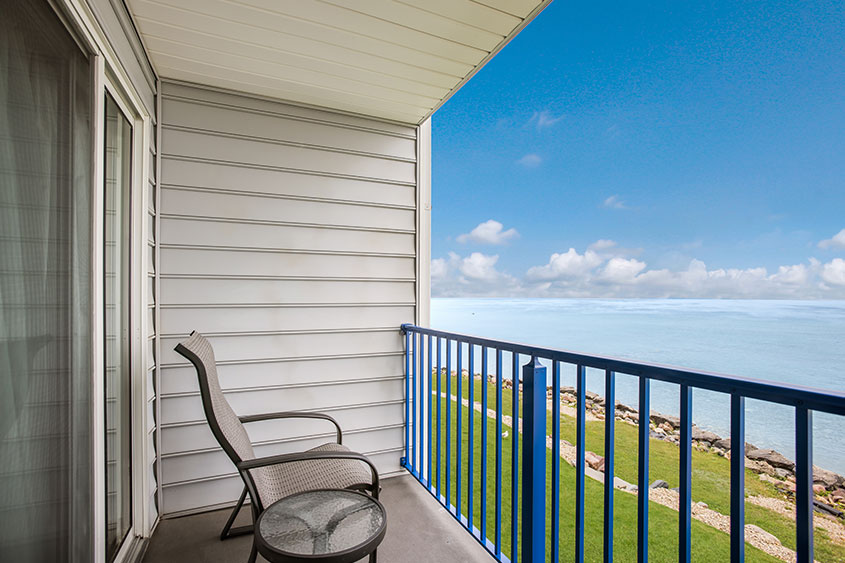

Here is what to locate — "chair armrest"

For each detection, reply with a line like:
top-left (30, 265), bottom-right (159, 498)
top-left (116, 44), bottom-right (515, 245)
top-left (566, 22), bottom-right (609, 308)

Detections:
top-left (236, 450), bottom-right (379, 494)
top-left (239, 411), bottom-right (342, 444)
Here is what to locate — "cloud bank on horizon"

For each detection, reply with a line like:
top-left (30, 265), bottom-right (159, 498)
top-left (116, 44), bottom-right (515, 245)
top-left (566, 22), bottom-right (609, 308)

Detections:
top-left (432, 226), bottom-right (845, 299)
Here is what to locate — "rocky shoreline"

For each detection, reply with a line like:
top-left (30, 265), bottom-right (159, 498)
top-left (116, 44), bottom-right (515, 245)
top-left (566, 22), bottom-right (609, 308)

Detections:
top-left (478, 372), bottom-right (845, 516)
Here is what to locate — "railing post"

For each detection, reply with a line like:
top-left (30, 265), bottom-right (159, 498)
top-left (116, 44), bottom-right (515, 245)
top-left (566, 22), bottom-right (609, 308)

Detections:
top-left (522, 357), bottom-right (546, 563)
top-left (730, 394), bottom-right (745, 562)
top-left (795, 407), bottom-right (814, 563)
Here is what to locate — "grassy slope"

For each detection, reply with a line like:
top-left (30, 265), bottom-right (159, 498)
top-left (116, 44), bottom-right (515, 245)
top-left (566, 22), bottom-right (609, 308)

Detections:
top-left (420, 374), bottom-right (843, 561)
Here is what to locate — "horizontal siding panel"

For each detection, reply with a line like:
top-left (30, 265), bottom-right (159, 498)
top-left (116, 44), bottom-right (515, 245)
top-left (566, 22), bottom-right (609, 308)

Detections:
top-left (160, 448), bottom-right (401, 515)
top-left (160, 330), bottom-right (402, 366)
top-left (160, 248), bottom-right (415, 279)
top-left (160, 305), bottom-right (413, 335)
top-left (160, 82), bottom-right (417, 138)
top-left (161, 425), bottom-right (402, 485)
top-left (162, 98), bottom-right (416, 160)
top-left (161, 158), bottom-right (415, 207)
top-left (160, 217), bottom-right (415, 254)
top-left (161, 187), bottom-right (414, 230)
top-left (162, 128), bottom-right (415, 184)
top-left (161, 278), bottom-right (414, 306)
top-left (160, 354), bottom-right (404, 396)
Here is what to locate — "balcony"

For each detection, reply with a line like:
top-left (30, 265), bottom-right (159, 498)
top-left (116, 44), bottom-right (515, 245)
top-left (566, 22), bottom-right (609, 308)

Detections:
top-left (142, 325), bottom-right (845, 563)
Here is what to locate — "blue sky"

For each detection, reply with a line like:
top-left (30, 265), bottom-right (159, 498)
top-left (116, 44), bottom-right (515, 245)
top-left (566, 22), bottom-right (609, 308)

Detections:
top-left (431, 1), bottom-right (845, 298)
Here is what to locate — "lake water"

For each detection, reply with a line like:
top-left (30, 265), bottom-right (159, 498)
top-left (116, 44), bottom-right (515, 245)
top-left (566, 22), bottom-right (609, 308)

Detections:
top-left (431, 298), bottom-right (845, 474)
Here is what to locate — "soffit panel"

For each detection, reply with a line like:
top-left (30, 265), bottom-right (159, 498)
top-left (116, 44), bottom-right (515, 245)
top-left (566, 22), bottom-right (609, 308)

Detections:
top-left (127, 0), bottom-right (551, 124)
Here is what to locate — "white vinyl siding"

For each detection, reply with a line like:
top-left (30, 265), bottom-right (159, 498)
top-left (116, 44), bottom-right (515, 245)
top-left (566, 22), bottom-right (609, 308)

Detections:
top-left (156, 82), bottom-right (416, 515)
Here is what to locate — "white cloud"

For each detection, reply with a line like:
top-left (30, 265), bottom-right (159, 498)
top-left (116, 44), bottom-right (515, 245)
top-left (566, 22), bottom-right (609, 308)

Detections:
top-left (432, 243), bottom-right (845, 298)
top-left (587, 239), bottom-right (618, 252)
top-left (517, 153), bottom-right (542, 167)
top-left (431, 257), bottom-right (448, 280)
top-left (819, 229), bottom-right (845, 250)
top-left (821, 258), bottom-right (845, 286)
top-left (459, 253), bottom-right (501, 281)
top-left (457, 220), bottom-right (519, 245)
top-left (599, 257), bottom-right (647, 283)
top-left (430, 252), bottom-right (520, 297)
top-left (527, 110), bottom-right (564, 130)
top-left (602, 195), bottom-right (626, 209)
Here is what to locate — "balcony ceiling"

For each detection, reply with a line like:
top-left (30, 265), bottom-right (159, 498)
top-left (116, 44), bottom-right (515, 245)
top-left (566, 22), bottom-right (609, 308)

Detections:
top-left (126, 0), bottom-right (551, 125)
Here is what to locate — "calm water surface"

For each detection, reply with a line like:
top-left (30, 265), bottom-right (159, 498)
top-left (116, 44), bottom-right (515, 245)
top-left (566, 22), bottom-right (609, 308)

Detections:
top-left (431, 298), bottom-right (845, 473)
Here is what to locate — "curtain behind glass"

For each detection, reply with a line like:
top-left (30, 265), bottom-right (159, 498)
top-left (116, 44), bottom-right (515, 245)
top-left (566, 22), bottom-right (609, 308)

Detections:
top-left (0, 1), bottom-right (93, 561)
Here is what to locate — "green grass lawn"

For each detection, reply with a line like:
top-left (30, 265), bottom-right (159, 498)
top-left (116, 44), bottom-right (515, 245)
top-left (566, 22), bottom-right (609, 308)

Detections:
top-left (413, 373), bottom-right (844, 561)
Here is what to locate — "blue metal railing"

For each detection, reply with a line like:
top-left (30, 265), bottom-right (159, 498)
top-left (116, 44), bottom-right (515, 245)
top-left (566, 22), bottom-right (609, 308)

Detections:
top-left (400, 324), bottom-right (845, 563)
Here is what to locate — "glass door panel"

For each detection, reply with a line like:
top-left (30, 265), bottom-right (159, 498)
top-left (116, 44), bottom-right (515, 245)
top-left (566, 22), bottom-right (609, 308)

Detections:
top-left (0, 1), bottom-right (93, 561)
top-left (103, 93), bottom-right (132, 561)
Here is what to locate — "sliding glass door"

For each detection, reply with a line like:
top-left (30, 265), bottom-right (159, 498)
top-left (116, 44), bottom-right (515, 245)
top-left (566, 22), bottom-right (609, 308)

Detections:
top-left (103, 93), bottom-right (133, 561)
top-left (0, 1), bottom-right (93, 561)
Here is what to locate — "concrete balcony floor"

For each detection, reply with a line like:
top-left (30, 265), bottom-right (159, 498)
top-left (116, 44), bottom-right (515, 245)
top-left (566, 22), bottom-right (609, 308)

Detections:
top-left (142, 474), bottom-right (493, 563)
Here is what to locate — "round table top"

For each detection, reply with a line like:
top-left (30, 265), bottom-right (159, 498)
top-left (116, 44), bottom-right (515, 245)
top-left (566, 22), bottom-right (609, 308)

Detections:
top-left (255, 489), bottom-right (386, 563)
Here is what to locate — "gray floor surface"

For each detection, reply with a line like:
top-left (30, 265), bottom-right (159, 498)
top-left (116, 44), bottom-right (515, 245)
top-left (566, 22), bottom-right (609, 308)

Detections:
top-left (142, 474), bottom-right (493, 563)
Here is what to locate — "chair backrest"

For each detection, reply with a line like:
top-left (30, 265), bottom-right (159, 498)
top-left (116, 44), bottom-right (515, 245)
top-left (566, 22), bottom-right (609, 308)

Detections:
top-left (174, 332), bottom-right (255, 466)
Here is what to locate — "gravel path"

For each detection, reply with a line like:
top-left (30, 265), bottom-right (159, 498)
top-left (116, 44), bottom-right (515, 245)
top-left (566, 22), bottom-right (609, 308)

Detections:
top-left (748, 495), bottom-right (845, 547)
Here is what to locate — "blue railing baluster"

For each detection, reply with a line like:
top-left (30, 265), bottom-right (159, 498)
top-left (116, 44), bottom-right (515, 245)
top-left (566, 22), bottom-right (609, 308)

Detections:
top-left (638, 377), bottom-right (650, 563)
top-left (411, 331), bottom-right (417, 474)
top-left (512, 352), bottom-right (519, 563)
top-left (457, 342), bottom-right (463, 516)
top-left (604, 369), bottom-right (615, 563)
top-left (446, 339), bottom-right (452, 509)
top-left (481, 346), bottom-right (489, 543)
top-left (522, 357), bottom-right (546, 563)
top-left (437, 337), bottom-right (442, 498)
top-left (795, 407), bottom-right (814, 563)
top-left (427, 334), bottom-right (433, 490)
top-left (552, 361), bottom-right (561, 562)
top-left (679, 384), bottom-right (693, 563)
top-left (495, 349), bottom-right (503, 557)
top-left (419, 332), bottom-right (425, 474)
top-left (730, 394), bottom-right (745, 562)
top-left (576, 365), bottom-right (586, 562)
top-left (468, 344), bottom-right (475, 533)
top-left (405, 329), bottom-right (411, 467)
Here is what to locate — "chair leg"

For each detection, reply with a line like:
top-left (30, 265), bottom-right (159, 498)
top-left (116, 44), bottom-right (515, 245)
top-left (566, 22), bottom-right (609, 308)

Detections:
top-left (221, 485), bottom-right (254, 540)
top-left (248, 539), bottom-right (258, 563)
top-left (369, 548), bottom-right (377, 562)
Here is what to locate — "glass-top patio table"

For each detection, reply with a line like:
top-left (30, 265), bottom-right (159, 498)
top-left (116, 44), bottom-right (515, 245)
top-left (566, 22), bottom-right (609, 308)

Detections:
top-left (255, 489), bottom-right (386, 563)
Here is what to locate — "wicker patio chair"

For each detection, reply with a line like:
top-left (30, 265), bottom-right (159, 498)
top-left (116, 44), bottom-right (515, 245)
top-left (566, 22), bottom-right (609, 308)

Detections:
top-left (175, 331), bottom-right (380, 563)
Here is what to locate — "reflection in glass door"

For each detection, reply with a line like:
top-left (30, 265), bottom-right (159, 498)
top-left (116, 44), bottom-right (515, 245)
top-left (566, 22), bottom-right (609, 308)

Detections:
top-left (104, 93), bottom-right (132, 561)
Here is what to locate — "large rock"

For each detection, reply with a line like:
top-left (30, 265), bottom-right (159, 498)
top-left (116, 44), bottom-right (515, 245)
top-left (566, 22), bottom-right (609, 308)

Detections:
top-left (585, 451), bottom-right (604, 471)
top-left (649, 479), bottom-right (669, 489)
top-left (616, 401), bottom-right (638, 414)
top-left (691, 426), bottom-right (720, 444)
top-left (650, 412), bottom-right (680, 429)
top-left (813, 466), bottom-right (844, 489)
top-left (746, 449), bottom-right (795, 471)
top-left (711, 438), bottom-right (758, 455)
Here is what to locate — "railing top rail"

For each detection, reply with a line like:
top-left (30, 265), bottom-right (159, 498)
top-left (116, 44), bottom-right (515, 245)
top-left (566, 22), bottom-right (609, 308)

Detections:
top-left (401, 324), bottom-right (845, 416)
